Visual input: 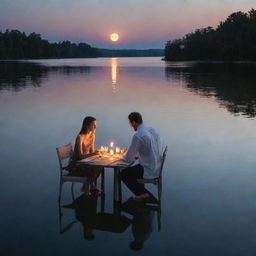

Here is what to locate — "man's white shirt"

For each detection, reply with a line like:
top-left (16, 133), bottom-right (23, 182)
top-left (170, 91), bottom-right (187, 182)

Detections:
top-left (123, 124), bottom-right (162, 179)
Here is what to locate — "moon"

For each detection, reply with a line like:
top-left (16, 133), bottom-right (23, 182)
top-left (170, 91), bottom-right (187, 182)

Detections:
top-left (110, 33), bottom-right (119, 42)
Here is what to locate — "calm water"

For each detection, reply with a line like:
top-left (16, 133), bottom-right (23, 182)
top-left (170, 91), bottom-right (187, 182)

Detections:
top-left (1, 57), bottom-right (256, 256)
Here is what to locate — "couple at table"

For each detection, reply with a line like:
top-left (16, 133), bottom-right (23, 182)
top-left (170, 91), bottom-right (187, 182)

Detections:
top-left (68, 112), bottom-right (162, 201)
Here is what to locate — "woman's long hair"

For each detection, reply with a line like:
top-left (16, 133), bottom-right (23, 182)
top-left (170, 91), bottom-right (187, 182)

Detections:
top-left (79, 116), bottom-right (96, 135)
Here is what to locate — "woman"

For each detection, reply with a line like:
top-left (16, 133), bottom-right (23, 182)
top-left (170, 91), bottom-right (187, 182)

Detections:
top-left (68, 116), bottom-right (102, 195)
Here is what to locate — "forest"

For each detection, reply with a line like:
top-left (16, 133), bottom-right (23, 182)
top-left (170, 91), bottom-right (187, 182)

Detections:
top-left (0, 30), bottom-right (163, 59)
top-left (0, 30), bottom-right (98, 59)
top-left (165, 9), bottom-right (256, 61)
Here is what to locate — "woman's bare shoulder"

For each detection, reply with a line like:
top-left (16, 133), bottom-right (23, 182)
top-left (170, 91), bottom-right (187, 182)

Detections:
top-left (76, 134), bottom-right (81, 139)
top-left (77, 133), bottom-right (90, 142)
top-left (75, 134), bottom-right (84, 141)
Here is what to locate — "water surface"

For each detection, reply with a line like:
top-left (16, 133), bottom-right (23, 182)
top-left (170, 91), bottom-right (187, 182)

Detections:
top-left (1, 57), bottom-right (256, 256)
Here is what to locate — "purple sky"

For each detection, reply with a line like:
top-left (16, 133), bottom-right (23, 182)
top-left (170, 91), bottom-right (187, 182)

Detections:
top-left (0, 0), bottom-right (255, 49)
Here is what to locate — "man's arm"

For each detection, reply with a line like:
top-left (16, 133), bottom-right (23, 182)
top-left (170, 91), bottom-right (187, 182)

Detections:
top-left (123, 135), bottom-right (141, 163)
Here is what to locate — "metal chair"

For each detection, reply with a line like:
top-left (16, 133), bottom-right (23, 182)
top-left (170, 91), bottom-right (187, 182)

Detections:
top-left (56, 143), bottom-right (87, 203)
top-left (137, 146), bottom-right (168, 202)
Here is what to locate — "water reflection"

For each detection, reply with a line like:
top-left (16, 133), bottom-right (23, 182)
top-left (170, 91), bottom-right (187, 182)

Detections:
top-left (110, 58), bottom-right (118, 93)
top-left (59, 193), bottom-right (131, 237)
top-left (59, 193), bottom-right (161, 250)
top-left (2, 59), bottom-right (256, 119)
top-left (2, 57), bottom-right (256, 255)
top-left (0, 61), bottom-right (91, 91)
top-left (111, 58), bottom-right (118, 85)
top-left (121, 197), bottom-right (161, 251)
top-left (165, 62), bottom-right (256, 118)
top-left (0, 61), bottom-right (47, 91)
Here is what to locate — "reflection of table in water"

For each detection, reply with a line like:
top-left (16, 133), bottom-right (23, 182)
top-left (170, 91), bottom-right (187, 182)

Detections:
top-left (59, 193), bottom-right (132, 236)
top-left (79, 154), bottom-right (130, 204)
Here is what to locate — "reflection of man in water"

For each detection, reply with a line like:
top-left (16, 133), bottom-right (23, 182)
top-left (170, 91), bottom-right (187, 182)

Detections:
top-left (130, 207), bottom-right (155, 250)
top-left (122, 198), bottom-right (155, 251)
top-left (72, 193), bottom-right (98, 240)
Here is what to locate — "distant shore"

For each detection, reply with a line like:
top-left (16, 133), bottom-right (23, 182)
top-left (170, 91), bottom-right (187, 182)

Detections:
top-left (0, 29), bottom-right (163, 60)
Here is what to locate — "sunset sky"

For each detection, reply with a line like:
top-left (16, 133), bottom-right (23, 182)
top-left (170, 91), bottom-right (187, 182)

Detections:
top-left (0, 0), bottom-right (255, 49)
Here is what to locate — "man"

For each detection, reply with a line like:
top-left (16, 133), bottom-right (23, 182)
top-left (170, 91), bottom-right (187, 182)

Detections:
top-left (121, 112), bottom-right (162, 201)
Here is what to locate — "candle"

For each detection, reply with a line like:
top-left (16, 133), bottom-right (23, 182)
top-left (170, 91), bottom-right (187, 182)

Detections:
top-left (99, 146), bottom-right (104, 156)
top-left (110, 149), bottom-right (114, 155)
top-left (115, 146), bottom-right (120, 153)
top-left (104, 146), bottom-right (108, 153)
top-left (110, 141), bottom-right (114, 148)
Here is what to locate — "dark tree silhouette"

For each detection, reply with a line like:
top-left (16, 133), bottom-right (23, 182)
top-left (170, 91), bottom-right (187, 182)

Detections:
top-left (0, 30), bottom-right (98, 59)
top-left (0, 29), bottom-right (164, 59)
top-left (165, 9), bottom-right (256, 61)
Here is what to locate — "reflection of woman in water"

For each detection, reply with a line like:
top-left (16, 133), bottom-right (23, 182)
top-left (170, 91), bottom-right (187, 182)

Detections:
top-left (67, 116), bottom-right (102, 195)
top-left (73, 194), bottom-right (98, 240)
top-left (130, 207), bottom-right (155, 251)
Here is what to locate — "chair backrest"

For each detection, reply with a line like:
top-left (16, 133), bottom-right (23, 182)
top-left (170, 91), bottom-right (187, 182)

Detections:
top-left (56, 143), bottom-right (73, 170)
top-left (159, 146), bottom-right (168, 178)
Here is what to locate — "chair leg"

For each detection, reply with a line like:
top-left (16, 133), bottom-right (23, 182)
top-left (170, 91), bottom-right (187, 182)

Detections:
top-left (158, 180), bottom-right (162, 202)
top-left (58, 180), bottom-right (63, 203)
top-left (71, 182), bottom-right (75, 200)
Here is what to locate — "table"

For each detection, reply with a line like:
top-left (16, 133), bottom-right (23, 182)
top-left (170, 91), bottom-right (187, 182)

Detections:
top-left (79, 154), bottom-right (130, 204)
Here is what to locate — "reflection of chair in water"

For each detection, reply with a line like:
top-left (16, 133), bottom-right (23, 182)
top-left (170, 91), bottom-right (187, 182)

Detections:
top-left (121, 198), bottom-right (161, 250)
top-left (137, 146), bottom-right (168, 202)
top-left (58, 193), bottom-right (132, 238)
top-left (60, 193), bottom-right (98, 239)
top-left (56, 143), bottom-right (105, 203)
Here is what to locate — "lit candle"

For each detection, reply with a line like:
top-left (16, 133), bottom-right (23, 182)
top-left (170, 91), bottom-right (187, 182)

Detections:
top-left (110, 149), bottom-right (114, 155)
top-left (104, 146), bottom-right (108, 153)
top-left (115, 147), bottom-right (120, 153)
top-left (110, 141), bottom-right (114, 148)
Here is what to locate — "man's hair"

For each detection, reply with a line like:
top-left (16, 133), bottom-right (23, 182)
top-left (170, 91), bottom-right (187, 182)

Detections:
top-left (128, 112), bottom-right (143, 124)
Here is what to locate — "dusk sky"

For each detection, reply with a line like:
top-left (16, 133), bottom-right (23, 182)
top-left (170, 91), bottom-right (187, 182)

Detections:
top-left (0, 0), bottom-right (255, 49)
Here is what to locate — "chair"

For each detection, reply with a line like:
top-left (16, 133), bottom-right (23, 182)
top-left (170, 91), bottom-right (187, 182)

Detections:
top-left (56, 143), bottom-right (87, 203)
top-left (137, 146), bottom-right (168, 203)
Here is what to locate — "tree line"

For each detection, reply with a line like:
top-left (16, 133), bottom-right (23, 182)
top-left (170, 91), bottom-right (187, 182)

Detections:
top-left (164, 9), bottom-right (256, 61)
top-left (0, 30), bottom-right (98, 59)
top-left (0, 29), bottom-right (164, 59)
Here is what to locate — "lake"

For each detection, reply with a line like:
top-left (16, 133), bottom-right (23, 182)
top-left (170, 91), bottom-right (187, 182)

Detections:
top-left (1, 57), bottom-right (256, 256)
